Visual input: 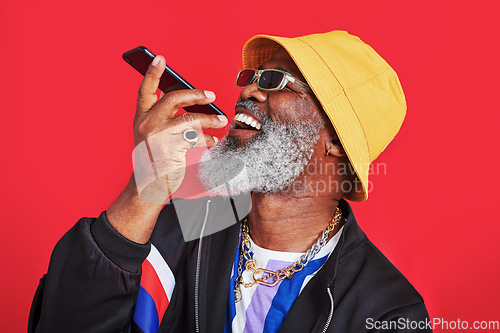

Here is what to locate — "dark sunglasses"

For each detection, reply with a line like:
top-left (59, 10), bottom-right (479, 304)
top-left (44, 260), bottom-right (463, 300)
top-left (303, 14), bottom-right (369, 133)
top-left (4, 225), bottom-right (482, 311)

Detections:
top-left (236, 69), bottom-right (311, 91)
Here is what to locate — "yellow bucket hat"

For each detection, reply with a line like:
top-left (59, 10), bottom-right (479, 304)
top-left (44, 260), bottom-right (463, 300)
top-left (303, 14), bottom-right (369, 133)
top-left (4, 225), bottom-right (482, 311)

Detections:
top-left (242, 31), bottom-right (406, 201)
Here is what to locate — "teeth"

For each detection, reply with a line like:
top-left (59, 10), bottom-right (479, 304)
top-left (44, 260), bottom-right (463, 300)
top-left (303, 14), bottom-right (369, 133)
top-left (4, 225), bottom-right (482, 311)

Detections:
top-left (234, 112), bottom-right (262, 130)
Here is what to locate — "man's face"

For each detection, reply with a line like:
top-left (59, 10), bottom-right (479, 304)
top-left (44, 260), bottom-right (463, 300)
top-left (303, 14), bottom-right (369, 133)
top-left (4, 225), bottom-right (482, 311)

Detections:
top-left (198, 48), bottom-right (327, 196)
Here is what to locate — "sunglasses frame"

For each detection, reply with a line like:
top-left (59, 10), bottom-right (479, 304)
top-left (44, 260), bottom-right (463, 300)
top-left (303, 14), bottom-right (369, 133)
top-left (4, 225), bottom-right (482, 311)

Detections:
top-left (236, 69), bottom-right (311, 91)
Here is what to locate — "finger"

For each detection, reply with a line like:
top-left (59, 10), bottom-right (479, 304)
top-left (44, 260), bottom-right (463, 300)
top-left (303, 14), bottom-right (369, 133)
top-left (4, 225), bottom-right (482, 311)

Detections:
top-left (151, 88), bottom-right (218, 120)
top-left (167, 132), bottom-right (219, 150)
top-left (193, 132), bottom-right (219, 148)
top-left (137, 55), bottom-right (166, 114)
top-left (160, 112), bottom-right (228, 135)
top-left (148, 130), bottom-right (219, 155)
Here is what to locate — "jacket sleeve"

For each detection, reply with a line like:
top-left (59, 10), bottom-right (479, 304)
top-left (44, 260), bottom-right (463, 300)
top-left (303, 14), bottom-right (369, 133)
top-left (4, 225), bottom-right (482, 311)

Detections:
top-left (28, 212), bottom-right (151, 333)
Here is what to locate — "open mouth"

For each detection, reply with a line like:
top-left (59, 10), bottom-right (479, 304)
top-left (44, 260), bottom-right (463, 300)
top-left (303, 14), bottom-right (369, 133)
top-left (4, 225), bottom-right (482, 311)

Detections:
top-left (233, 113), bottom-right (262, 131)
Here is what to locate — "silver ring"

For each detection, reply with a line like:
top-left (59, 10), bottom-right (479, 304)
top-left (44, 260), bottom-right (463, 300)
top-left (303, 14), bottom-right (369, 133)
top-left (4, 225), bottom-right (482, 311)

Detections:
top-left (182, 129), bottom-right (199, 149)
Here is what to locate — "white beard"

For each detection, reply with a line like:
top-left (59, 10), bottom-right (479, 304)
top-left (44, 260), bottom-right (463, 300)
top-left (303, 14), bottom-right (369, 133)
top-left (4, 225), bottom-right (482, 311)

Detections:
top-left (197, 100), bottom-right (324, 196)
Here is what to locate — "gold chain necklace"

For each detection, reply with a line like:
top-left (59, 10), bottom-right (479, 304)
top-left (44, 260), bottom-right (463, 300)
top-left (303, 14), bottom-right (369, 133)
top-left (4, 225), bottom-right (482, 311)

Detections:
top-left (234, 207), bottom-right (342, 303)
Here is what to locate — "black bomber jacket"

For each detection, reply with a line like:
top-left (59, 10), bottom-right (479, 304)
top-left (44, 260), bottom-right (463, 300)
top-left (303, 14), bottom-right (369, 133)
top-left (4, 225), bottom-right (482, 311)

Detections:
top-left (29, 197), bottom-right (431, 332)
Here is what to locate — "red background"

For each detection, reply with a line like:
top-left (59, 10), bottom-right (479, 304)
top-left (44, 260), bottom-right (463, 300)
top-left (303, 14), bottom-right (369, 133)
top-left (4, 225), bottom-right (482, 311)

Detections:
top-left (1, 0), bottom-right (499, 331)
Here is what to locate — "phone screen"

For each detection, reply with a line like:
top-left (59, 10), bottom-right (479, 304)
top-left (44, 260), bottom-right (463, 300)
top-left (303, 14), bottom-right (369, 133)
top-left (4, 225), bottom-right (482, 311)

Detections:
top-left (123, 46), bottom-right (225, 116)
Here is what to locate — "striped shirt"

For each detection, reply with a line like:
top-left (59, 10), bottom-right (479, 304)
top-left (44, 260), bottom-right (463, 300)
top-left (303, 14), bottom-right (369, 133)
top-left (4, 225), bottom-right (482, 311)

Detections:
top-left (133, 244), bottom-right (175, 333)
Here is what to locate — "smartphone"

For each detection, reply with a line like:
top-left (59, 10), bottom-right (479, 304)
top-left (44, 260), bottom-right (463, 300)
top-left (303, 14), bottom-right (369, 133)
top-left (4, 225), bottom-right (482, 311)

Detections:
top-left (122, 46), bottom-right (225, 116)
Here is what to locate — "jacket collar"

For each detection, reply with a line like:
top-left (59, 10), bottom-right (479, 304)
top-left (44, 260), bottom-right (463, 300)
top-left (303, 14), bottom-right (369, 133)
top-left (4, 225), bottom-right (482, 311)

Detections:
top-left (277, 199), bottom-right (367, 332)
top-left (314, 199), bottom-right (366, 287)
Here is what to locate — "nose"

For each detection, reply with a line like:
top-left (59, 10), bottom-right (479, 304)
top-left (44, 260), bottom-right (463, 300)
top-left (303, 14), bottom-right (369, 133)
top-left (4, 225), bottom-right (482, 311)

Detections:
top-left (239, 80), bottom-right (267, 103)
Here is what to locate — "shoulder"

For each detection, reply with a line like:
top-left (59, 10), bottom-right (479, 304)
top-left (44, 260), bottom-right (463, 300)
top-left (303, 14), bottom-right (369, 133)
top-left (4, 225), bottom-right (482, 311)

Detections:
top-left (333, 201), bottom-right (429, 324)
top-left (335, 236), bottom-right (430, 332)
top-left (338, 236), bottom-right (424, 307)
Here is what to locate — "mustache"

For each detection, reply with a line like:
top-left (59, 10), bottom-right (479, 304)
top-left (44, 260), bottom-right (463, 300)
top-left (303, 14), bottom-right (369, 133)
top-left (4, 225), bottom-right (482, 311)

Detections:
top-left (235, 100), bottom-right (267, 120)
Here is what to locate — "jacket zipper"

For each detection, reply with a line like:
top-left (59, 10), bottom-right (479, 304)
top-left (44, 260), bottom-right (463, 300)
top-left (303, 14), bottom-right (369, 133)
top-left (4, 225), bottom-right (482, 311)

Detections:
top-left (322, 286), bottom-right (334, 333)
top-left (195, 199), bottom-right (211, 333)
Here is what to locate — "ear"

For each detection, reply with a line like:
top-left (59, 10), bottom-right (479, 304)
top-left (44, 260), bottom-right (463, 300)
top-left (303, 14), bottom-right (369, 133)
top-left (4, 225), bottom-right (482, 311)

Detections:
top-left (325, 137), bottom-right (347, 158)
top-left (319, 119), bottom-right (347, 158)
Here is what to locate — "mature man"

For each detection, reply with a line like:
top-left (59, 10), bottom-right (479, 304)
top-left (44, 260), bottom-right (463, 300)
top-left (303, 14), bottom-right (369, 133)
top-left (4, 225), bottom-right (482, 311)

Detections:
top-left (29, 31), bottom-right (430, 332)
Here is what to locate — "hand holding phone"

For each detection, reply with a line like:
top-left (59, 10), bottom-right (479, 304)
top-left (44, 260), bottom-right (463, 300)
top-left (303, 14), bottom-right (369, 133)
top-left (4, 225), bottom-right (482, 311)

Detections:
top-left (107, 53), bottom-right (228, 244)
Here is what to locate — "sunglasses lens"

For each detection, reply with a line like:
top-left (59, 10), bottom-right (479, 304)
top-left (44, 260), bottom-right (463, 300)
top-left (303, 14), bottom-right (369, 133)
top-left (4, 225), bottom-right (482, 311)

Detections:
top-left (237, 70), bottom-right (256, 87)
top-left (259, 70), bottom-right (285, 90)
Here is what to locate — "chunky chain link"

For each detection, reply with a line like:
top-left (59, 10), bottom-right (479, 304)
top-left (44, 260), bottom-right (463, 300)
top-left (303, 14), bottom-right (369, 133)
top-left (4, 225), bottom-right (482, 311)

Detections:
top-left (234, 207), bottom-right (342, 303)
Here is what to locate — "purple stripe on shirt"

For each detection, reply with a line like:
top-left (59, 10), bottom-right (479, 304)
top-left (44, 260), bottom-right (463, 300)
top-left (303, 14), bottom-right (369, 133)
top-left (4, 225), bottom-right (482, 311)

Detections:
top-left (242, 259), bottom-right (292, 333)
